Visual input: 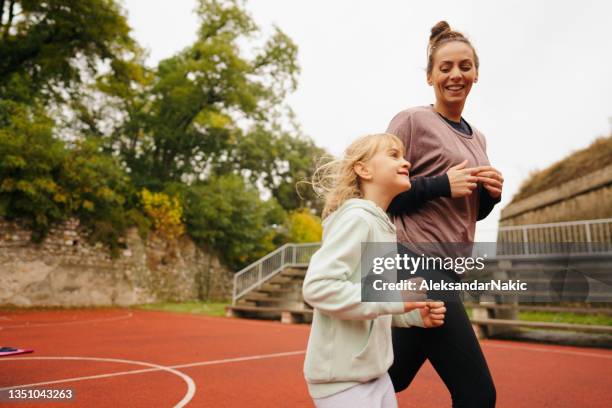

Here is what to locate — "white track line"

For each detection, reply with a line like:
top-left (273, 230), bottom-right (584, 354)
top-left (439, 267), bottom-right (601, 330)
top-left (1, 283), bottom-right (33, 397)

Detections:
top-left (0, 350), bottom-right (305, 396)
top-left (482, 342), bottom-right (612, 360)
top-left (0, 312), bottom-right (133, 330)
top-left (171, 349), bottom-right (306, 370)
top-left (0, 356), bottom-right (195, 408)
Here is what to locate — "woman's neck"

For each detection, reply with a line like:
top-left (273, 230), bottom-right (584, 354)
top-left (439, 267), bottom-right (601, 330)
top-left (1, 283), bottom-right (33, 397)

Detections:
top-left (434, 100), bottom-right (464, 122)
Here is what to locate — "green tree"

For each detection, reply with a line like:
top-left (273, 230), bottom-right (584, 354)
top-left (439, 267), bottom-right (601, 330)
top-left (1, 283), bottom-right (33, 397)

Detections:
top-left (0, 100), bottom-right (136, 250)
top-left (0, 0), bottom-right (137, 104)
top-left (174, 174), bottom-right (285, 269)
top-left (105, 1), bottom-right (304, 187)
top-left (0, 0), bottom-right (328, 269)
top-left (0, 100), bottom-right (65, 238)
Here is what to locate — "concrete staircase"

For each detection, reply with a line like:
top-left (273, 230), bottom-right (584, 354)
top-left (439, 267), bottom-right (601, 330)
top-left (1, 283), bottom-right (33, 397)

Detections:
top-left (225, 266), bottom-right (313, 323)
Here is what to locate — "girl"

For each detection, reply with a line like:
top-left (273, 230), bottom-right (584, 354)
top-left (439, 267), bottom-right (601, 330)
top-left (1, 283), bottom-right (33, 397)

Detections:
top-left (386, 21), bottom-right (503, 407)
top-left (302, 133), bottom-right (446, 408)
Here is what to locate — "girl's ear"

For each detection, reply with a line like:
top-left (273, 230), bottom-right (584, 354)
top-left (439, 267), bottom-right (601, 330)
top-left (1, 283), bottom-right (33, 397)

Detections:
top-left (354, 161), bottom-right (372, 180)
top-left (426, 74), bottom-right (433, 86)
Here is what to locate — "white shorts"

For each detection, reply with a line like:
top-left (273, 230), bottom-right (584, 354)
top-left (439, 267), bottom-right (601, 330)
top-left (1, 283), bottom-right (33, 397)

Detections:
top-left (312, 373), bottom-right (398, 408)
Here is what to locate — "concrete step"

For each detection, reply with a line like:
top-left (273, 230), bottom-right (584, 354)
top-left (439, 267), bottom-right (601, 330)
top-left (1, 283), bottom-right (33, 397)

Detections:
top-left (281, 268), bottom-right (307, 278)
top-left (269, 276), bottom-right (293, 284)
top-left (235, 300), bottom-right (257, 307)
top-left (259, 282), bottom-right (282, 291)
top-left (243, 293), bottom-right (271, 301)
top-left (226, 305), bottom-right (313, 324)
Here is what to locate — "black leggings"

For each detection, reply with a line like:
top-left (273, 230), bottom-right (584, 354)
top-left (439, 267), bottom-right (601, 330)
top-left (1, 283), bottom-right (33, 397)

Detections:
top-left (389, 266), bottom-right (496, 407)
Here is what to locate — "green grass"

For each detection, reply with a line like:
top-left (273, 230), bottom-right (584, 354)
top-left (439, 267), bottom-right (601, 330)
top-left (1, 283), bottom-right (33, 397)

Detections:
top-left (136, 301), bottom-right (230, 317)
top-left (466, 307), bottom-right (612, 326)
top-left (517, 311), bottom-right (612, 326)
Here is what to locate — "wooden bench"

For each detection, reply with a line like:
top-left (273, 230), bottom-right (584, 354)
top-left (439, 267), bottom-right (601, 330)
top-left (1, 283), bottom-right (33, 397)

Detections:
top-left (464, 302), bottom-right (612, 315)
top-left (466, 302), bottom-right (612, 336)
top-left (470, 318), bottom-right (612, 334)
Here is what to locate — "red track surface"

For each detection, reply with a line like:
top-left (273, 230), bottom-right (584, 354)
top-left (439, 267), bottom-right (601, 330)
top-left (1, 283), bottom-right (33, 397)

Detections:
top-left (1, 309), bottom-right (611, 407)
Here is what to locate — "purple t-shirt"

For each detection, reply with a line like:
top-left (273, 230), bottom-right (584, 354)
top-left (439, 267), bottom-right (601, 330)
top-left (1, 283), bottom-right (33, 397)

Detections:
top-left (386, 105), bottom-right (491, 248)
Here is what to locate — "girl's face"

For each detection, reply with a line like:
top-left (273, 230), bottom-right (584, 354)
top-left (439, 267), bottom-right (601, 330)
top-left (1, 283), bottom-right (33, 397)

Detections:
top-left (365, 145), bottom-right (411, 194)
top-left (427, 41), bottom-right (478, 107)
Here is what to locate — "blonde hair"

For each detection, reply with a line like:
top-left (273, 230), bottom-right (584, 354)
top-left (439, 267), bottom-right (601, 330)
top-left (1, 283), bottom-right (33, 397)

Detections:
top-left (310, 133), bottom-right (404, 219)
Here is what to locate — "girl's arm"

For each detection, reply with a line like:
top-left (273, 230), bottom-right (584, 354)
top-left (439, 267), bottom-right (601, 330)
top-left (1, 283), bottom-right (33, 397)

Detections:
top-left (391, 309), bottom-right (425, 328)
top-left (302, 211), bottom-right (406, 320)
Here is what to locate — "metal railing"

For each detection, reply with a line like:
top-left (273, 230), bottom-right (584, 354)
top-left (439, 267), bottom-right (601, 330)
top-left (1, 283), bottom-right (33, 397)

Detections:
top-left (496, 218), bottom-right (612, 256)
top-left (232, 243), bottom-right (321, 304)
top-left (232, 219), bottom-right (612, 304)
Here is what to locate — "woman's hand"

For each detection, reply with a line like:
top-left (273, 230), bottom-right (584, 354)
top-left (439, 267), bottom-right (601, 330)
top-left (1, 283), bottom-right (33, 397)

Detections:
top-left (403, 301), bottom-right (427, 313)
top-left (420, 301), bottom-right (445, 328)
top-left (474, 166), bottom-right (504, 199)
top-left (447, 160), bottom-right (479, 198)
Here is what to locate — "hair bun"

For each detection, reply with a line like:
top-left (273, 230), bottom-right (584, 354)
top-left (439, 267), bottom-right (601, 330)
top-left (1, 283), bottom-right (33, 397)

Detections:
top-left (430, 21), bottom-right (451, 42)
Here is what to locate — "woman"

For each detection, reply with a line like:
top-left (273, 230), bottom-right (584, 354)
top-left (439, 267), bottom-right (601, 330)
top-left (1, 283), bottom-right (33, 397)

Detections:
top-left (385, 21), bottom-right (503, 407)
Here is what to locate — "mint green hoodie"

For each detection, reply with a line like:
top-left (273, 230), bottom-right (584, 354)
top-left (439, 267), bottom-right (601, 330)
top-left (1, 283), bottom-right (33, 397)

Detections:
top-left (302, 198), bottom-right (424, 399)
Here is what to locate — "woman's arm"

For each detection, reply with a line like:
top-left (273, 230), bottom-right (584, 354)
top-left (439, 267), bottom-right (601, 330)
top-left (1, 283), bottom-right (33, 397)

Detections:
top-left (477, 184), bottom-right (501, 221)
top-left (387, 174), bottom-right (451, 215)
top-left (302, 211), bottom-right (406, 320)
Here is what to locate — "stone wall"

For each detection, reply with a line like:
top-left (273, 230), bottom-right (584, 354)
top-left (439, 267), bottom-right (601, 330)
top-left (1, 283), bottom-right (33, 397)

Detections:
top-left (500, 164), bottom-right (612, 226)
top-left (0, 218), bottom-right (233, 307)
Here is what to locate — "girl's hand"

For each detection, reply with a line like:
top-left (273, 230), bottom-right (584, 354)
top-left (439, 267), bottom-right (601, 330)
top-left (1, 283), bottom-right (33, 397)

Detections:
top-left (447, 160), bottom-right (479, 198)
top-left (474, 166), bottom-right (504, 199)
top-left (420, 301), bottom-right (445, 328)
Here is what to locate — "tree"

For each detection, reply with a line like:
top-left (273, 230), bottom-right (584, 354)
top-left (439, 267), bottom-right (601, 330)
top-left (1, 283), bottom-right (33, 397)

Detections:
top-left (0, 0), bottom-right (137, 104)
top-left (172, 174), bottom-right (285, 269)
top-left (285, 209), bottom-right (322, 243)
top-left (0, 0), bottom-right (329, 268)
top-left (104, 1), bottom-right (304, 188)
top-left (0, 100), bottom-right (136, 250)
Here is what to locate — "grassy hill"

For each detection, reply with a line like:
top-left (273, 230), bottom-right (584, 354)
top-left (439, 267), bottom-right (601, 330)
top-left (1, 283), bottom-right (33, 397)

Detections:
top-left (511, 135), bottom-right (612, 204)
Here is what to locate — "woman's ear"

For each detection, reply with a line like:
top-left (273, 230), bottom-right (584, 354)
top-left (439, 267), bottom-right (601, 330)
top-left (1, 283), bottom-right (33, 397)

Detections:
top-left (354, 161), bottom-right (372, 180)
top-left (427, 74), bottom-right (433, 86)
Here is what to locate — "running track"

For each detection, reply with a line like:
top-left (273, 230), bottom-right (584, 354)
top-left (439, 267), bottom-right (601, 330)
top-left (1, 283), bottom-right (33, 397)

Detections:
top-left (0, 309), bottom-right (611, 407)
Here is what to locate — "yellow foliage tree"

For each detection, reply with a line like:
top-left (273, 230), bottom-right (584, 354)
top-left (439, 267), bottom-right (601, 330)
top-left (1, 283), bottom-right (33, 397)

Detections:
top-left (140, 188), bottom-right (185, 241)
top-left (286, 209), bottom-right (322, 243)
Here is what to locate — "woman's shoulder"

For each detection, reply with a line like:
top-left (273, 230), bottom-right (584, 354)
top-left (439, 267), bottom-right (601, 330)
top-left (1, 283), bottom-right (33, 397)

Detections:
top-left (387, 105), bottom-right (437, 129)
top-left (469, 125), bottom-right (488, 147)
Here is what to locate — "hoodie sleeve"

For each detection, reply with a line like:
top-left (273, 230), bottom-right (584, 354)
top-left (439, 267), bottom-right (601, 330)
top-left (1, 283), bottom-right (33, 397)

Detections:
top-left (391, 309), bottom-right (425, 328)
top-left (477, 183), bottom-right (502, 221)
top-left (302, 211), bottom-right (405, 320)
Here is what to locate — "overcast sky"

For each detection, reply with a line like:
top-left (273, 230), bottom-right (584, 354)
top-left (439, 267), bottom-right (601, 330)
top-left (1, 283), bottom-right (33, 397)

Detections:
top-left (121, 0), bottom-right (612, 240)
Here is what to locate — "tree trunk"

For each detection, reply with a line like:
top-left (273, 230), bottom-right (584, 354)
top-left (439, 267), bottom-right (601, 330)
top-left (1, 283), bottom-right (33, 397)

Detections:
top-left (3, 0), bottom-right (14, 39)
top-left (0, 0), bottom-right (6, 29)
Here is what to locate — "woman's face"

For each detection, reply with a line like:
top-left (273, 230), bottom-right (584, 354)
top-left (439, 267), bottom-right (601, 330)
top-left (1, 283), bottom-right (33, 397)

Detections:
top-left (427, 41), bottom-right (478, 107)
